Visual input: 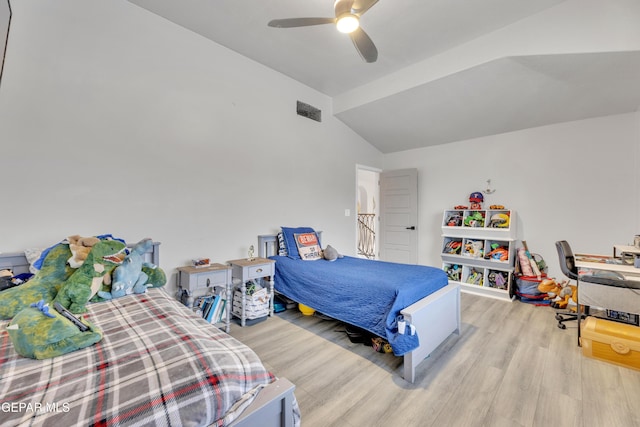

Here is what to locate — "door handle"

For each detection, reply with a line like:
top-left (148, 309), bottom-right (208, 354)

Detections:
top-left (406, 226), bottom-right (416, 230)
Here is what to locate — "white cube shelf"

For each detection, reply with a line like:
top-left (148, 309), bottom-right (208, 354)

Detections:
top-left (441, 209), bottom-right (517, 301)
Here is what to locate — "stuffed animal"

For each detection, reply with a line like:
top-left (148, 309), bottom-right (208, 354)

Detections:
top-left (97, 238), bottom-right (165, 300)
top-left (537, 278), bottom-right (563, 303)
top-left (53, 239), bottom-right (126, 313)
top-left (67, 235), bottom-right (102, 268)
top-left (7, 300), bottom-right (102, 359)
top-left (0, 243), bottom-right (75, 320)
top-left (552, 283), bottom-right (578, 310)
top-left (323, 245), bottom-right (343, 262)
top-left (143, 264), bottom-right (167, 288)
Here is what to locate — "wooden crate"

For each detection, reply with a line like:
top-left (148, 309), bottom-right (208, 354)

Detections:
top-left (581, 316), bottom-right (640, 371)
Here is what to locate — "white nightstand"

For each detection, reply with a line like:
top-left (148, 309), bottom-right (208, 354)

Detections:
top-left (177, 264), bottom-right (232, 333)
top-left (227, 257), bottom-right (275, 327)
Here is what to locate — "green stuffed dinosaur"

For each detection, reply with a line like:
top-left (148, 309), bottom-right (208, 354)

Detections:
top-left (7, 300), bottom-right (102, 359)
top-left (54, 239), bottom-right (126, 313)
top-left (143, 264), bottom-right (167, 289)
top-left (0, 243), bottom-right (75, 320)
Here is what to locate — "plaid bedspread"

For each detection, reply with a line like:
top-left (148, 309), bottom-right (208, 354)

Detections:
top-left (0, 288), bottom-right (276, 426)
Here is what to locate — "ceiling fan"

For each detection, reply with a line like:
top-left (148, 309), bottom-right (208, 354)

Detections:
top-left (268, 0), bottom-right (379, 63)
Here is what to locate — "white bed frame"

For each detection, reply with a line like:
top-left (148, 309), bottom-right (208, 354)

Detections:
top-left (258, 234), bottom-right (461, 383)
top-left (0, 241), bottom-right (297, 427)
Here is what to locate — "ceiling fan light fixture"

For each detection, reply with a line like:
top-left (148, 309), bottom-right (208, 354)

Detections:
top-left (336, 14), bottom-right (359, 33)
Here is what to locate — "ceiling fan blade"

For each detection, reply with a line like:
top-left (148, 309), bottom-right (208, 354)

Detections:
top-left (350, 27), bottom-right (378, 63)
top-left (268, 17), bottom-right (335, 28)
top-left (352, 0), bottom-right (379, 16)
top-left (334, 0), bottom-right (355, 17)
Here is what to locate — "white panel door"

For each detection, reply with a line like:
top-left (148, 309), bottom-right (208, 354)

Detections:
top-left (379, 168), bottom-right (418, 264)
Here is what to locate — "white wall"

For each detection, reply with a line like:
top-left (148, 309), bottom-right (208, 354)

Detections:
top-left (0, 0), bottom-right (383, 292)
top-left (383, 112), bottom-right (640, 280)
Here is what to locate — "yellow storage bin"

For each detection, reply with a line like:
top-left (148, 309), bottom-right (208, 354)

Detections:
top-left (581, 316), bottom-right (640, 371)
top-left (298, 303), bottom-right (315, 316)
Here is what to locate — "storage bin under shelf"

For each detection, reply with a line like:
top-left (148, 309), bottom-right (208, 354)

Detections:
top-left (443, 263), bottom-right (463, 282)
top-left (462, 265), bottom-right (485, 287)
top-left (442, 237), bottom-right (463, 256)
top-left (442, 264), bottom-right (513, 301)
top-left (485, 269), bottom-right (511, 290)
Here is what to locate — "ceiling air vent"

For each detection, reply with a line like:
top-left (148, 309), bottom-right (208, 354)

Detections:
top-left (296, 100), bottom-right (321, 122)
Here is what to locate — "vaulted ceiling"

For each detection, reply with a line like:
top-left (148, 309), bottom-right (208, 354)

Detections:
top-left (128, 0), bottom-right (640, 153)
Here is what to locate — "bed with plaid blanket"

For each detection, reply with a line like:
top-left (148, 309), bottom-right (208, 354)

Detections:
top-left (0, 288), bottom-right (282, 426)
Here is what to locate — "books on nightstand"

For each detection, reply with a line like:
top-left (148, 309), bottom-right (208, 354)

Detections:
top-left (194, 294), bottom-right (227, 324)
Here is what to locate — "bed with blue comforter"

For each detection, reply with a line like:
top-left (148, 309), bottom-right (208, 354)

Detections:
top-left (271, 255), bottom-right (449, 356)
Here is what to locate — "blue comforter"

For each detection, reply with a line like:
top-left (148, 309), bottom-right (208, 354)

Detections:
top-left (271, 255), bottom-right (448, 356)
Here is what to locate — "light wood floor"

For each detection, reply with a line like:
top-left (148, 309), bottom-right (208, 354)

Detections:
top-left (229, 293), bottom-right (640, 427)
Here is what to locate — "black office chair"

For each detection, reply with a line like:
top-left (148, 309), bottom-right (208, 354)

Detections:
top-left (554, 240), bottom-right (588, 329)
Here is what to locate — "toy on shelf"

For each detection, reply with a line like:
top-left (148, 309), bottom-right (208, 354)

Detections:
top-left (445, 214), bottom-right (463, 227)
top-left (485, 243), bottom-right (509, 261)
top-left (464, 240), bottom-right (484, 258)
top-left (466, 268), bottom-right (483, 286)
top-left (487, 271), bottom-right (508, 289)
top-left (464, 211), bottom-right (485, 227)
top-left (453, 205), bottom-right (468, 210)
top-left (444, 264), bottom-right (461, 281)
top-left (469, 192), bottom-right (484, 210)
top-left (489, 204), bottom-right (505, 209)
top-left (444, 240), bottom-right (462, 255)
top-left (489, 213), bottom-right (510, 228)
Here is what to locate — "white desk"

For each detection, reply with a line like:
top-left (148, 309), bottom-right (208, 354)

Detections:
top-left (575, 255), bottom-right (640, 313)
top-left (575, 254), bottom-right (640, 278)
top-left (574, 254), bottom-right (640, 345)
